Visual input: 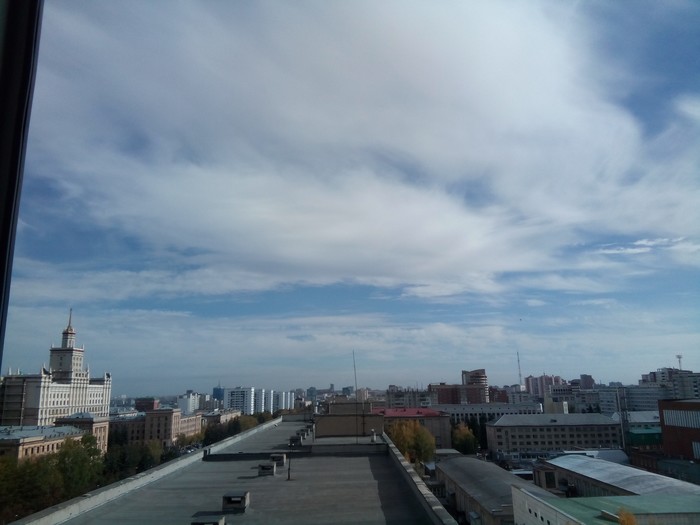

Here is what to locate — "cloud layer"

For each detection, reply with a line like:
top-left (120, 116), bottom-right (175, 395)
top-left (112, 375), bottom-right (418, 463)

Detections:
top-left (4, 1), bottom-right (699, 394)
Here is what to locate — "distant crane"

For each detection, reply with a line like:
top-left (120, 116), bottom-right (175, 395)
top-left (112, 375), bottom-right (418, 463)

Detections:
top-left (676, 354), bottom-right (683, 371)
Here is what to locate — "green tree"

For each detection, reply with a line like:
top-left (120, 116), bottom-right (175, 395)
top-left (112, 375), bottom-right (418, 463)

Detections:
top-left (138, 441), bottom-right (162, 472)
top-left (238, 415), bottom-right (258, 432)
top-left (0, 456), bottom-right (19, 522)
top-left (413, 425), bottom-right (435, 462)
top-left (256, 411), bottom-right (273, 423)
top-left (56, 437), bottom-right (102, 499)
top-left (452, 423), bottom-right (478, 454)
top-left (203, 422), bottom-right (226, 445)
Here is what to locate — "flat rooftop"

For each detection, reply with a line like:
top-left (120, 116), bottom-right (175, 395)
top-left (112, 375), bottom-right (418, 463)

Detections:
top-left (542, 493), bottom-right (700, 524)
top-left (59, 421), bottom-right (430, 524)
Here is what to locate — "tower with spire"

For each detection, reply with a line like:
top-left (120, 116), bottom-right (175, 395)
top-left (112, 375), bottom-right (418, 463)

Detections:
top-left (49, 309), bottom-right (86, 378)
top-left (0, 311), bottom-right (111, 427)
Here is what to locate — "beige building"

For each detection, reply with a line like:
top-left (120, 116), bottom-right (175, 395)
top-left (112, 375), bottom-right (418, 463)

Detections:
top-left (0, 425), bottom-right (85, 461)
top-left (0, 315), bottom-right (111, 427)
top-left (201, 409), bottom-right (240, 427)
top-left (55, 412), bottom-right (110, 454)
top-left (373, 407), bottom-right (452, 448)
top-left (111, 408), bottom-right (203, 448)
top-left (486, 413), bottom-right (621, 459)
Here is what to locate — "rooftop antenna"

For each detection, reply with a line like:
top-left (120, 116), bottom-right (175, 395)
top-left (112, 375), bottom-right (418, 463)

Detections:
top-left (676, 354), bottom-right (683, 371)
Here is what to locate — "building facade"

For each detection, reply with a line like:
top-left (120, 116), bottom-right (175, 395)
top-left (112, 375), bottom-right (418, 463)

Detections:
top-left (0, 425), bottom-right (85, 461)
top-left (659, 399), bottom-right (700, 460)
top-left (385, 386), bottom-right (432, 409)
top-left (55, 412), bottom-right (110, 454)
top-left (486, 414), bottom-right (622, 458)
top-left (434, 402), bottom-right (543, 426)
top-left (110, 407), bottom-right (203, 449)
top-left (223, 387), bottom-right (255, 415)
top-left (177, 391), bottom-right (200, 415)
top-left (0, 316), bottom-right (111, 426)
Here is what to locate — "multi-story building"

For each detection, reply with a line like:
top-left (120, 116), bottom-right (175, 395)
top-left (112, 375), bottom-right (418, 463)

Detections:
top-left (486, 414), bottom-right (622, 459)
top-left (177, 391), bottom-right (200, 415)
top-left (201, 409), bottom-right (240, 428)
top-left (461, 369), bottom-right (489, 403)
top-left (659, 399), bottom-right (700, 460)
top-left (433, 402), bottom-right (543, 426)
top-left (0, 425), bottom-right (85, 461)
top-left (385, 387), bottom-right (432, 409)
top-left (524, 374), bottom-right (564, 399)
top-left (55, 412), bottom-right (110, 454)
top-left (428, 381), bottom-right (489, 405)
top-left (597, 384), bottom-right (674, 415)
top-left (223, 387), bottom-right (255, 415)
top-left (262, 389), bottom-right (273, 413)
top-left (488, 386), bottom-right (509, 403)
top-left (110, 407), bottom-right (202, 449)
top-left (0, 315), bottom-right (112, 426)
top-left (253, 388), bottom-right (265, 413)
top-left (672, 373), bottom-right (700, 399)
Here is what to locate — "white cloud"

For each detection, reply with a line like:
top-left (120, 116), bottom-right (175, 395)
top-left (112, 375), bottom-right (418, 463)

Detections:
top-left (5, 2), bottom-right (700, 393)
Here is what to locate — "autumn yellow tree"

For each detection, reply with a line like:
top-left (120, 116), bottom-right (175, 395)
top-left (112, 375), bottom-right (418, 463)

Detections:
top-left (618, 509), bottom-right (637, 525)
top-left (386, 420), bottom-right (435, 463)
top-left (452, 423), bottom-right (477, 454)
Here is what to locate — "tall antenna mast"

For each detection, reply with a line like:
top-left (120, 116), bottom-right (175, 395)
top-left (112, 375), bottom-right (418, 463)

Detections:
top-left (517, 351), bottom-right (523, 386)
top-left (353, 351), bottom-right (359, 444)
top-left (676, 354), bottom-right (683, 370)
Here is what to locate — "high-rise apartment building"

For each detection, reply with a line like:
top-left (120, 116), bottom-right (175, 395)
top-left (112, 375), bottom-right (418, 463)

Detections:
top-left (223, 387), bottom-right (255, 415)
top-left (177, 390), bottom-right (200, 415)
top-left (253, 388), bottom-right (265, 413)
top-left (0, 315), bottom-right (112, 426)
top-left (524, 374), bottom-right (564, 399)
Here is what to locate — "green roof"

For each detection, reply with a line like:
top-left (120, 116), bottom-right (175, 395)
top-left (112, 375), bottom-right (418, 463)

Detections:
top-left (543, 494), bottom-right (700, 524)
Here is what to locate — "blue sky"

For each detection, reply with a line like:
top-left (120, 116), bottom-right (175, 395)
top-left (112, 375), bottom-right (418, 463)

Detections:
top-left (3, 1), bottom-right (699, 396)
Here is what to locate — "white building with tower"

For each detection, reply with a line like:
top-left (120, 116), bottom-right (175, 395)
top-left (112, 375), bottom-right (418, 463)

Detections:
top-left (0, 313), bottom-right (112, 426)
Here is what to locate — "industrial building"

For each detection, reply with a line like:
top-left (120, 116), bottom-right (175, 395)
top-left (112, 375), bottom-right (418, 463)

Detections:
top-left (436, 456), bottom-right (552, 525)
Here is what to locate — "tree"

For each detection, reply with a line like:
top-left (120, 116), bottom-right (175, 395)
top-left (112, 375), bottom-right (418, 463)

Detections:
top-left (618, 509), bottom-right (637, 525)
top-left (138, 441), bottom-right (163, 472)
top-left (56, 437), bottom-right (102, 499)
top-left (203, 422), bottom-right (226, 445)
top-left (386, 420), bottom-right (435, 463)
top-left (238, 415), bottom-right (258, 432)
top-left (413, 425), bottom-right (435, 462)
top-left (387, 420), bottom-right (413, 460)
top-left (452, 423), bottom-right (477, 454)
top-left (256, 411), bottom-right (273, 423)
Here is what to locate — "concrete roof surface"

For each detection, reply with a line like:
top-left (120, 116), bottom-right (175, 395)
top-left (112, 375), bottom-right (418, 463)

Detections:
top-left (490, 414), bottom-right (616, 426)
top-left (0, 425), bottom-right (83, 440)
top-left (58, 422), bottom-right (431, 525)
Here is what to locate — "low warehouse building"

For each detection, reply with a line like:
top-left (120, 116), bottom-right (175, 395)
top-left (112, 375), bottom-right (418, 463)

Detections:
top-left (436, 456), bottom-right (551, 525)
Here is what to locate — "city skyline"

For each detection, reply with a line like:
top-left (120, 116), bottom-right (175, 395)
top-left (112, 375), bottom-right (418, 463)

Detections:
top-left (3, 1), bottom-right (699, 395)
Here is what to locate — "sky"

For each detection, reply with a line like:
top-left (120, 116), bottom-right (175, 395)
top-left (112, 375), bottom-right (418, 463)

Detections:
top-left (2, 1), bottom-right (699, 397)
